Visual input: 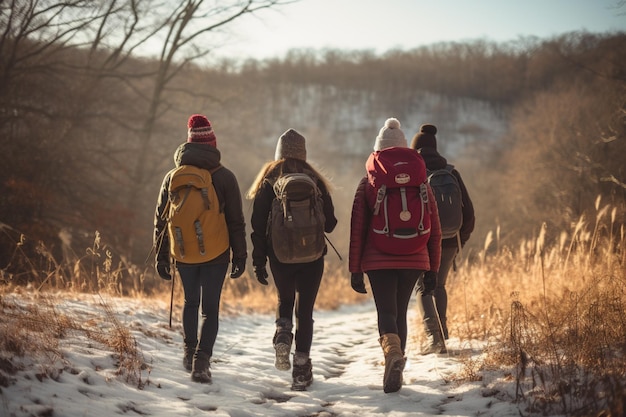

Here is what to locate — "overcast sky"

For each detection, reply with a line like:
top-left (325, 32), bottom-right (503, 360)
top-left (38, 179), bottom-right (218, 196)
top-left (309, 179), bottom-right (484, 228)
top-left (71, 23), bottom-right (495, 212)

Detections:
top-left (216, 0), bottom-right (626, 60)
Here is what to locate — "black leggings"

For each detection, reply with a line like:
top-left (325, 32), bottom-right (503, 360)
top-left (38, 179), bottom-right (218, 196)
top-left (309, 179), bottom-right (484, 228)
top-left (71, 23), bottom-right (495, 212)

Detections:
top-left (416, 245), bottom-right (457, 338)
top-left (270, 257), bottom-right (324, 353)
top-left (178, 262), bottom-right (228, 357)
top-left (367, 269), bottom-right (419, 353)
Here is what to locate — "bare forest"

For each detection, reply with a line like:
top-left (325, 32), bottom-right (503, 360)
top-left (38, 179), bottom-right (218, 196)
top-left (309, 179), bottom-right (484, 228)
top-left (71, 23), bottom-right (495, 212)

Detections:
top-left (1, 1), bottom-right (624, 291)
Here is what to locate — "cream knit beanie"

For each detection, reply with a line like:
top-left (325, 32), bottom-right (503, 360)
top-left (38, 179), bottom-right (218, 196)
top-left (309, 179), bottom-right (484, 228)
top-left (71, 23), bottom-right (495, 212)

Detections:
top-left (373, 118), bottom-right (407, 151)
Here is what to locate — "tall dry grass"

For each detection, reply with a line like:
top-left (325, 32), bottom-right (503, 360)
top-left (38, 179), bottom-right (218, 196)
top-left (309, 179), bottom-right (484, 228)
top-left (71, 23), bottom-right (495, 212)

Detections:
top-left (0, 229), bottom-right (148, 297)
top-left (1, 198), bottom-right (624, 414)
top-left (444, 197), bottom-right (625, 416)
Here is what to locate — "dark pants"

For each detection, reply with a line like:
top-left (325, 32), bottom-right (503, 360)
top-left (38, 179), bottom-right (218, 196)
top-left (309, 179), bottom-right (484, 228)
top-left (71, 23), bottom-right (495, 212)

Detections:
top-left (367, 269), bottom-right (419, 353)
top-left (416, 245), bottom-right (457, 339)
top-left (270, 257), bottom-right (324, 354)
top-left (177, 262), bottom-right (228, 357)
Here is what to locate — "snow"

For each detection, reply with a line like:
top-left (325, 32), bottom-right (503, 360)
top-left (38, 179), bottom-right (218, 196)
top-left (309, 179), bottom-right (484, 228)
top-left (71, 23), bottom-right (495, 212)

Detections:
top-left (1, 292), bottom-right (529, 417)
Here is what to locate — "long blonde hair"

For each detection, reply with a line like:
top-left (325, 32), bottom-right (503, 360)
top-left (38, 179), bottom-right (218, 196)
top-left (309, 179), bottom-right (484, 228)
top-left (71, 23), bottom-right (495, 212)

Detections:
top-left (246, 158), bottom-right (333, 199)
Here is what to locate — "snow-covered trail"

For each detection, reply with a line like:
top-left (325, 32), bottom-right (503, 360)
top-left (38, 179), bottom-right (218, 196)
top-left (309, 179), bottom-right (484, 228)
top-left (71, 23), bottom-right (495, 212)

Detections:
top-left (2, 294), bottom-right (523, 417)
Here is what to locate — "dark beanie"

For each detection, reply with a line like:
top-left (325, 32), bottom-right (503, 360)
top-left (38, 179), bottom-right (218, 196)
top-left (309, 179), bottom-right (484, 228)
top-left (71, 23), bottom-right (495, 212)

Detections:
top-left (410, 124), bottom-right (437, 150)
top-left (187, 114), bottom-right (217, 146)
top-left (275, 129), bottom-right (307, 161)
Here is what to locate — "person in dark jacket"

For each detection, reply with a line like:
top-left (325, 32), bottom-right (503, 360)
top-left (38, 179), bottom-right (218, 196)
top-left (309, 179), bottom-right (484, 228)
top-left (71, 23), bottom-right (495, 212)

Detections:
top-left (349, 118), bottom-right (442, 393)
top-left (410, 123), bottom-right (475, 354)
top-left (247, 128), bottom-right (337, 391)
top-left (154, 114), bottom-right (247, 384)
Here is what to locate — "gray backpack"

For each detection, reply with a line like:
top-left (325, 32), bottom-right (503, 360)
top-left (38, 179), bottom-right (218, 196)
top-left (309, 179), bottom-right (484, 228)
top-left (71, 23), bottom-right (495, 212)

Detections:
top-left (269, 173), bottom-right (326, 264)
top-left (427, 165), bottom-right (463, 239)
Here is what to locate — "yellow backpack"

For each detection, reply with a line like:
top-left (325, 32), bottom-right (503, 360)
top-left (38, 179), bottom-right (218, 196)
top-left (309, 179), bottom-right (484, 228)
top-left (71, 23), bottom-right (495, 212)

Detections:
top-left (163, 165), bottom-right (229, 263)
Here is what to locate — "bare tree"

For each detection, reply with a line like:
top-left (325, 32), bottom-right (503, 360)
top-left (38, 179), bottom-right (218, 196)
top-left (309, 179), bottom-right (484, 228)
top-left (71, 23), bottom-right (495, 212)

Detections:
top-left (127, 1), bottom-right (299, 258)
top-left (0, 0), bottom-right (298, 263)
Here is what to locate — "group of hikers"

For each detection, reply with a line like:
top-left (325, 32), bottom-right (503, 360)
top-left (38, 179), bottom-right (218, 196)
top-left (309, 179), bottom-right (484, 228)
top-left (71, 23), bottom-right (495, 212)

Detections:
top-left (153, 114), bottom-right (475, 393)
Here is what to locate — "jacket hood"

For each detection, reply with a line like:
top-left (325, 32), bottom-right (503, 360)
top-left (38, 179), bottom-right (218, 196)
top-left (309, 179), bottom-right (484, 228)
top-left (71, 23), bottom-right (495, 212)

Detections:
top-left (418, 147), bottom-right (448, 170)
top-left (174, 142), bottom-right (221, 170)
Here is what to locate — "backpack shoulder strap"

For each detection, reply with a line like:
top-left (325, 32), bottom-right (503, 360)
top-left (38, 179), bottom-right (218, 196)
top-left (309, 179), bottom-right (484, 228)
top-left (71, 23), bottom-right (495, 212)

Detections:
top-left (302, 168), bottom-right (319, 183)
top-left (264, 174), bottom-right (279, 187)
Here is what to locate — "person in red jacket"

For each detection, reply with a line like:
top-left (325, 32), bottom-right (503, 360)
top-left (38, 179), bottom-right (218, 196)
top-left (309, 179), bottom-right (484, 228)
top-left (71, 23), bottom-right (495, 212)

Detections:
top-left (349, 118), bottom-right (442, 393)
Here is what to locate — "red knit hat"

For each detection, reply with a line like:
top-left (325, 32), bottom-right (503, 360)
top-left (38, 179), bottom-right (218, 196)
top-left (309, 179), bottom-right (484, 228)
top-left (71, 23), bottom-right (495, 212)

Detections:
top-left (187, 114), bottom-right (217, 146)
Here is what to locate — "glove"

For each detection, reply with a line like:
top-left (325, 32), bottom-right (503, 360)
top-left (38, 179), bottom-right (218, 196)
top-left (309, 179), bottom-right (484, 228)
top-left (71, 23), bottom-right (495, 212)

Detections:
top-left (254, 266), bottom-right (269, 285)
top-left (230, 258), bottom-right (246, 279)
top-left (350, 272), bottom-right (367, 294)
top-left (156, 262), bottom-right (172, 281)
top-left (423, 271), bottom-right (437, 293)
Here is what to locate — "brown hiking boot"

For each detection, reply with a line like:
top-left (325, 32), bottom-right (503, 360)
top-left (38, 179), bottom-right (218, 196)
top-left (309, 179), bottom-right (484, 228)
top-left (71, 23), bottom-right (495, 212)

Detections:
top-left (273, 318), bottom-right (293, 371)
top-left (191, 351), bottom-right (212, 384)
top-left (291, 351), bottom-right (313, 391)
top-left (379, 333), bottom-right (406, 393)
top-left (183, 344), bottom-right (196, 371)
top-left (420, 332), bottom-right (447, 355)
top-left (274, 331), bottom-right (293, 371)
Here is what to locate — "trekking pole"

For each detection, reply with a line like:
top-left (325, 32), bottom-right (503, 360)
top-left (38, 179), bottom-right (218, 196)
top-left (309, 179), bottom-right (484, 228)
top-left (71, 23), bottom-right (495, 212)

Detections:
top-left (451, 233), bottom-right (462, 272)
top-left (432, 296), bottom-right (448, 355)
top-left (324, 234), bottom-right (343, 261)
top-left (145, 228), bottom-right (166, 265)
top-left (436, 234), bottom-right (463, 354)
top-left (169, 263), bottom-right (175, 328)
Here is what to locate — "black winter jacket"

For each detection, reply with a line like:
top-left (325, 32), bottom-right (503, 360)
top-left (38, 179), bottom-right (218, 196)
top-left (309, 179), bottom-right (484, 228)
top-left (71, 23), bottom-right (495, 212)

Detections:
top-left (154, 142), bottom-right (247, 265)
top-left (418, 147), bottom-right (475, 248)
top-left (250, 174), bottom-right (337, 268)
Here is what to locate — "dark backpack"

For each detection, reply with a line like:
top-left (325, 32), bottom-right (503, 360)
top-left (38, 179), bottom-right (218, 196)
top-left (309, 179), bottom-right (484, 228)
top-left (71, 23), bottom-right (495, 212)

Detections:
top-left (427, 165), bottom-right (463, 239)
top-left (365, 147), bottom-right (431, 255)
top-left (163, 165), bottom-right (229, 263)
top-left (269, 173), bottom-right (326, 264)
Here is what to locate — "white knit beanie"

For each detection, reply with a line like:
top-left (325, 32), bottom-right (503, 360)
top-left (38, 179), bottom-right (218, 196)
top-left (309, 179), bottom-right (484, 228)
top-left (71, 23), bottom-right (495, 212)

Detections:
top-left (373, 118), bottom-right (407, 151)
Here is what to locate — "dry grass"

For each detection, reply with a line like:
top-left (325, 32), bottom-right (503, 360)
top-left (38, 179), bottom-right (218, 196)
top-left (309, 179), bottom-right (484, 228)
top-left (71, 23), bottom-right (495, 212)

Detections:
top-left (0, 290), bottom-right (149, 389)
top-left (443, 198), bottom-right (626, 416)
top-left (1, 198), bottom-right (624, 414)
top-left (0, 230), bottom-right (148, 297)
top-left (219, 260), bottom-right (366, 316)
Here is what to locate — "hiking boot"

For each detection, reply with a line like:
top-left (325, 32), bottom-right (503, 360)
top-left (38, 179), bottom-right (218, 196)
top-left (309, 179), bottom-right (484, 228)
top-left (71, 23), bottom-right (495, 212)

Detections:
top-left (183, 344), bottom-right (196, 371)
top-left (273, 318), bottom-right (293, 371)
top-left (379, 333), bottom-right (406, 393)
top-left (274, 332), bottom-right (293, 371)
top-left (420, 332), bottom-right (447, 355)
top-left (183, 352), bottom-right (193, 371)
top-left (291, 351), bottom-right (313, 391)
top-left (191, 351), bottom-right (212, 384)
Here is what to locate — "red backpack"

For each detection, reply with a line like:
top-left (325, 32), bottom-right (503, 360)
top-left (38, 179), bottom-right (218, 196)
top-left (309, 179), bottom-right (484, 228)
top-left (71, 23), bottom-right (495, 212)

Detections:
top-left (365, 147), bottom-right (431, 255)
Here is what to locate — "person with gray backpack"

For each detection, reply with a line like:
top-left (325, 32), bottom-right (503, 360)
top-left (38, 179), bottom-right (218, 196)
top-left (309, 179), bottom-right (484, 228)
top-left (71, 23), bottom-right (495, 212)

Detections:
top-left (410, 124), bottom-right (475, 355)
top-left (246, 128), bottom-right (337, 391)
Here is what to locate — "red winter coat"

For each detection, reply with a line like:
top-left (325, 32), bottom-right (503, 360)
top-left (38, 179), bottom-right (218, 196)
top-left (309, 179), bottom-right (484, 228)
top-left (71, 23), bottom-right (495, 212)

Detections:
top-left (349, 176), bottom-right (442, 274)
